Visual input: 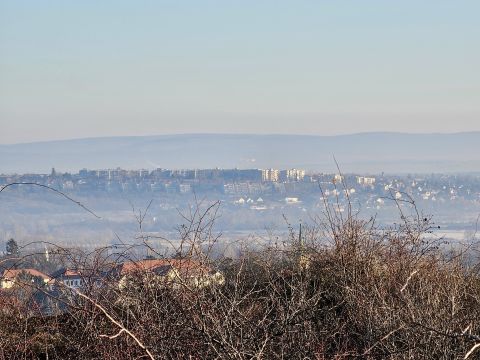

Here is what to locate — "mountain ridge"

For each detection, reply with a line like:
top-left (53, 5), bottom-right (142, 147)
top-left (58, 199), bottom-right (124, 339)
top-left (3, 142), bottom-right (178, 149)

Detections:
top-left (3, 131), bottom-right (480, 147)
top-left (1, 132), bottom-right (479, 174)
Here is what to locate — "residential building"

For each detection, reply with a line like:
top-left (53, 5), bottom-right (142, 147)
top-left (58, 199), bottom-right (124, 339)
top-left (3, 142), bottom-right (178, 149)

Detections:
top-left (1, 269), bottom-right (52, 289)
top-left (262, 169), bottom-right (279, 182)
top-left (117, 259), bottom-right (224, 289)
top-left (286, 168), bottom-right (305, 182)
top-left (50, 269), bottom-right (84, 290)
top-left (357, 176), bottom-right (376, 185)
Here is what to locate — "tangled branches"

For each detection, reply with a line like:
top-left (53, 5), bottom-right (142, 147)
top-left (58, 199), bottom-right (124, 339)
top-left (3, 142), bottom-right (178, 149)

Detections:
top-left (2, 183), bottom-right (480, 358)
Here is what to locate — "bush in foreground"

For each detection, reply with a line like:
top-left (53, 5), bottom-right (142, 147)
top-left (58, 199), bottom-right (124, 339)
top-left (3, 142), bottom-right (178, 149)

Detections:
top-left (1, 202), bottom-right (480, 359)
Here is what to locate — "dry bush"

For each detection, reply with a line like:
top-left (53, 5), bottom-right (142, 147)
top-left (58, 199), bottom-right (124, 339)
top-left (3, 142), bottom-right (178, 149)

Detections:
top-left (2, 186), bottom-right (480, 359)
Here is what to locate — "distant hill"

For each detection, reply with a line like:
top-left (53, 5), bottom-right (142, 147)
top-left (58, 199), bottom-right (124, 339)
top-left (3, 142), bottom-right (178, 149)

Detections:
top-left (1, 132), bottom-right (480, 174)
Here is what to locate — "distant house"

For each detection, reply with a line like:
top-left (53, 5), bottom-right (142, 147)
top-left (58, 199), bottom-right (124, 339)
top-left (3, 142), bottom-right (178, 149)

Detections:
top-left (333, 174), bottom-right (344, 183)
top-left (357, 176), bottom-right (376, 186)
top-left (117, 258), bottom-right (224, 289)
top-left (179, 183), bottom-right (192, 194)
top-left (50, 269), bottom-right (85, 290)
top-left (285, 197), bottom-right (300, 204)
top-left (1, 268), bottom-right (52, 289)
top-left (49, 267), bottom-right (113, 295)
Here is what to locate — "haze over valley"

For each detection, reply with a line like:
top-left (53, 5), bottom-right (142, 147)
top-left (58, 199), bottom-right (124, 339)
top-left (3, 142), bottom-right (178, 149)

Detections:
top-left (2, 132), bottom-right (480, 174)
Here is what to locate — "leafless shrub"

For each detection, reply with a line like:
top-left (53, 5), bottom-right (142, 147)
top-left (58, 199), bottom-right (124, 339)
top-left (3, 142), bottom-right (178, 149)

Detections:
top-left (2, 182), bottom-right (480, 359)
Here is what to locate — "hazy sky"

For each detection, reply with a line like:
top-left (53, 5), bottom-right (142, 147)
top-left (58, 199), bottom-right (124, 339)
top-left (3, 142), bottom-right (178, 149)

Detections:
top-left (1, 1), bottom-right (479, 144)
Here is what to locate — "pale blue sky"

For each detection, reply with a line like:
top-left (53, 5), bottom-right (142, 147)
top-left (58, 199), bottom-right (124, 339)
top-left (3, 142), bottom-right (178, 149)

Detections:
top-left (0, 1), bottom-right (479, 144)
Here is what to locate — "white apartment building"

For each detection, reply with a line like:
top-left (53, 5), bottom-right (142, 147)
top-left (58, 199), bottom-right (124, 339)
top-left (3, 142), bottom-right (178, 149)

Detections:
top-left (262, 169), bottom-right (279, 182)
top-left (286, 168), bottom-right (305, 182)
top-left (357, 176), bottom-right (376, 185)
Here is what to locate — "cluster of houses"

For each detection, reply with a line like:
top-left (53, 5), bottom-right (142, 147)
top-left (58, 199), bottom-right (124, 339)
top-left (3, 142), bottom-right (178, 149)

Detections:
top-left (0, 167), bottom-right (308, 196)
top-left (0, 258), bottom-right (224, 294)
top-left (4, 170), bottom-right (480, 208)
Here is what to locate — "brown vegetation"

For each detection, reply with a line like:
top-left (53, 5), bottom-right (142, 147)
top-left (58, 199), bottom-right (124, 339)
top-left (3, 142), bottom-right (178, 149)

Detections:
top-left (2, 188), bottom-right (480, 359)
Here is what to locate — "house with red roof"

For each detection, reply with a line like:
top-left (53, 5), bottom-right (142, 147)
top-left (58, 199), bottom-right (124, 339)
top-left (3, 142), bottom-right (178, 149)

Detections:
top-left (1, 268), bottom-right (52, 289)
top-left (117, 258), bottom-right (224, 289)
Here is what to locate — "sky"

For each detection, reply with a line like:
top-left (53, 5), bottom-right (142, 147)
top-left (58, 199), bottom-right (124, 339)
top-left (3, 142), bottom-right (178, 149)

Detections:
top-left (0, 1), bottom-right (479, 144)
